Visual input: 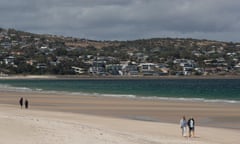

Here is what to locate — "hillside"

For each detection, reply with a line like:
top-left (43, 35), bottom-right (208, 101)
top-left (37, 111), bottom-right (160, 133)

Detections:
top-left (0, 28), bottom-right (240, 76)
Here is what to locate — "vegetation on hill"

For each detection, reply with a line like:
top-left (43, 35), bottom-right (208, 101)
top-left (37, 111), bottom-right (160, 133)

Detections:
top-left (0, 28), bottom-right (240, 76)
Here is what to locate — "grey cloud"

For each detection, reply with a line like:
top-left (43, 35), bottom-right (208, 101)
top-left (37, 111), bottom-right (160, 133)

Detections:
top-left (1, 0), bottom-right (240, 41)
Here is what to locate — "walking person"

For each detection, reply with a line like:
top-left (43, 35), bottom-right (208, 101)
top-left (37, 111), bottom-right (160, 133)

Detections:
top-left (180, 116), bottom-right (187, 137)
top-left (19, 97), bottom-right (23, 109)
top-left (25, 99), bottom-right (29, 109)
top-left (188, 117), bottom-right (195, 137)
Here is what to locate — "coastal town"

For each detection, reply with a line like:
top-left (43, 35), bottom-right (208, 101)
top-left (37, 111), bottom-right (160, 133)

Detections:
top-left (1, 28), bottom-right (240, 77)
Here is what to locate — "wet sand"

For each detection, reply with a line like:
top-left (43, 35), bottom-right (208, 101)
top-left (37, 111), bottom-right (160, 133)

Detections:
top-left (1, 90), bottom-right (240, 144)
top-left (1, 90), bottom-right (240, 130)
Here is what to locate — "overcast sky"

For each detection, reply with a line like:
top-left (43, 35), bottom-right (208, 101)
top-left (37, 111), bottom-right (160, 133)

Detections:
top-left (1, 0), bottom-right (240, 42)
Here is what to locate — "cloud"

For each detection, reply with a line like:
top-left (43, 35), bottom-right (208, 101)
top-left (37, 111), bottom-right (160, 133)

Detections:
top-left (1, 0), bottom-right (240, 41)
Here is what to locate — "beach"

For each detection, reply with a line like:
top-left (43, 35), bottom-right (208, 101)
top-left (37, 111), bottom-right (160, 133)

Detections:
top-left (0, 90), bottom-right (240, 144)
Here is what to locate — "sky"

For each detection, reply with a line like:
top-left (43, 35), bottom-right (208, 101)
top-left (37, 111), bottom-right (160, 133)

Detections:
top-left (1, 0), bottom-right (240, 42)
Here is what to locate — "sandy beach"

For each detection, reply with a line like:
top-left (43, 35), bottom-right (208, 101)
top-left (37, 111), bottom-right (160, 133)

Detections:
top-left (0, 90), bottom-right (240, 144)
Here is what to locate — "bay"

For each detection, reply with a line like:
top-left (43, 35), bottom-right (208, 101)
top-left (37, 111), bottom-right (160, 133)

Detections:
top-left (0, 79), bottom-right (240, 103)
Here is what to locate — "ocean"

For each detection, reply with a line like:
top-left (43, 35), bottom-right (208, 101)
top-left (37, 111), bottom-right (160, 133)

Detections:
top-left (0, 79), bottom-right (240, 103)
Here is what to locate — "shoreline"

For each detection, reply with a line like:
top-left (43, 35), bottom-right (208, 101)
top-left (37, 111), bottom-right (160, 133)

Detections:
top-left (1, 74), bottom-right (240, 80)
top-left (2, 87), bottom-right (240, 105)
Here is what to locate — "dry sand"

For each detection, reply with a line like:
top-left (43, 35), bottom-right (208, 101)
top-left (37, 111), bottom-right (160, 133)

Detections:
top-left (0, 90), bottom-right (240, 144)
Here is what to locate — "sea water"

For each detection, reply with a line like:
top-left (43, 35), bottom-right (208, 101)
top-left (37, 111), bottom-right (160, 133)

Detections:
top-left (0, 79), bottom-right (239, 103)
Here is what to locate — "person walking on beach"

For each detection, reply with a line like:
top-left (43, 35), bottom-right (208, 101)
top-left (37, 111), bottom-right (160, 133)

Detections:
top-left (188, 117), bottom-right (195, 137)
top-left (19, 97), bottom-right (23, 109)
top-left (180, 116), bottom-right (187, 137)
top-left (25, 99), bottom-right (29, 109)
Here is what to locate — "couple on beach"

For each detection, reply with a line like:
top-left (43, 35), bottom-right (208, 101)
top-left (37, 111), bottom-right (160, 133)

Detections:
top-left (19, 97), bottom-right (29, 109)
top-left (180, 116), bottom-right (195, 137)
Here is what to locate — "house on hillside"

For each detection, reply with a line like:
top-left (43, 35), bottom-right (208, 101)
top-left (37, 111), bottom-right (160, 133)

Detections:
top-left (173, 59), bottom-right (196, 75)
top-left (36, 63), bottom-right (47, 69)
top-left (88, 60), bottom-right (107, 75)
top-left (122, 62), bottom-right (139, 76)
top-left (139, 63), bottom-right (158, 76)
top-left (4, 56), bottom-right (15, 65)
top-left (234, 63), bottom-right (240, 71)
top-left (106, 64), bottom-right (122, 75)
top-left (72, 66), bottom-right (85, 74)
